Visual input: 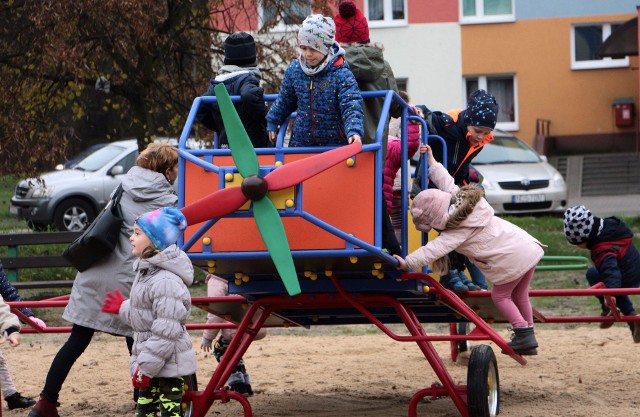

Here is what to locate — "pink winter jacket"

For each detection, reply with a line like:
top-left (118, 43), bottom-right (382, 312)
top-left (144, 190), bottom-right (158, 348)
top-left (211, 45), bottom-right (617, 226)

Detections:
top-left (405, 162), bottom-right (544, 286)
top-left (383, 122), bottom-right (421, 213)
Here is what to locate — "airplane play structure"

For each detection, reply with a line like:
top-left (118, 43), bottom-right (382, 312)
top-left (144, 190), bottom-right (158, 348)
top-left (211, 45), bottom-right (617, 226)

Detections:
top-left (8, 85), bottom-right (640, 417)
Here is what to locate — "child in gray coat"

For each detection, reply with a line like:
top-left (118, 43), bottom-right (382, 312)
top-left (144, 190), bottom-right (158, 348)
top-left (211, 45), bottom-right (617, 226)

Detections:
top-left (102, 207), bottom-right (196, 416)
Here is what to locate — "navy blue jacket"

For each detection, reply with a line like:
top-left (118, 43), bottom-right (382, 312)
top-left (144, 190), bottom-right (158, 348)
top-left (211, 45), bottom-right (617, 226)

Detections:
top-left (588, 217), bottom-right (640, 289)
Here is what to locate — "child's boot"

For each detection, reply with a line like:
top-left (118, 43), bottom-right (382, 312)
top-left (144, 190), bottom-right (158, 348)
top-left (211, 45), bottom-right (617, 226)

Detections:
top-left (599, 306), bottom-right (614, 329)
top-left (445, 270), bottom-right (469, 294)
top-left (457, 270), bottom-right (481, 291)
top-left (506, 326), bottom-right (538, 355)
top-left (5, 391), bottom-right (36, 410)
top-left (627, 311), bottom-right (640, 343)
top-left (227, 370), bottom-right (248, 396)
top-left (27, 394), bottom-right (60, 417)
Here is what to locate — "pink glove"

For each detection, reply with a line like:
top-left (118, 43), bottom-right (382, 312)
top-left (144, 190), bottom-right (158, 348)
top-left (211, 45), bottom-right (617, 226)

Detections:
top-left (29, 317), bottom-right (47, 330)
top-left (132, 368), bottom-right (151, 388)
top-left (101, 289), bottom-right (125, 314)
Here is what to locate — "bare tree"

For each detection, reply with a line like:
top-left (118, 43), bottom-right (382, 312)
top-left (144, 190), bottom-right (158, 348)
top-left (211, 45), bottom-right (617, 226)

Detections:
top-left (0, 0), bottom-right (333, 175)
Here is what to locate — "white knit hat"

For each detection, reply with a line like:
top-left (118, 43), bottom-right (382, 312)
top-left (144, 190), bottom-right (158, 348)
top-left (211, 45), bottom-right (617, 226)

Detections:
top-left (563, 205), bottom-right (601, 245)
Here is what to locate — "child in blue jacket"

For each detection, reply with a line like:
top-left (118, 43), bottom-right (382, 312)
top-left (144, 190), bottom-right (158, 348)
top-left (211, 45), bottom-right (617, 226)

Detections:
top-left (267, 14), bottom-right (363, 147)
top-left (564, 205), bottom-right (640, 342)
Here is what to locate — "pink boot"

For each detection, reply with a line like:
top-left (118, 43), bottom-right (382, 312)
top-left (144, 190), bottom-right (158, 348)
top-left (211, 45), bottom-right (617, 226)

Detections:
top-left (27, 394), bottom-right (60, 417)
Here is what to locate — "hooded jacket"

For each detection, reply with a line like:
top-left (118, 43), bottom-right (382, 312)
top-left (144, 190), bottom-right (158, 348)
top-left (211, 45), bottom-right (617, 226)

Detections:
top-left (343, 43), bottom-right (402, 152)
top-left (588, 217), bottom-right (640, 289)
top-left (119, 245), bottom-right (197, 379)
top-left (405, 161), bottom-right (544, 285)
top-left (383, 122), bottom-right (420, 212)
top-left (63, 166), bottom-right (178, 337)
top-left (197, 66), bottom-right (269, 148)
top-left (267, 50), bottom-right (363, 147)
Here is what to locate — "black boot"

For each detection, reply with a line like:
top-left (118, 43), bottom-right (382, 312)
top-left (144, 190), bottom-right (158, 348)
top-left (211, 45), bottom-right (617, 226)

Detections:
top-left (506, 326), bottom-right (538, 355)
top-left (5, 392), bottom-right (36, 410)
top-left (27, 394), bottom-right (60, 417)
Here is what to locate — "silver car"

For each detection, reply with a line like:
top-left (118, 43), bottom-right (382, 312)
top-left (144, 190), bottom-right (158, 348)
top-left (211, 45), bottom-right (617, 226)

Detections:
top-left (471, 131), bottom-right (568, 214)
top-left (10, 140), bottom-right (139, 231)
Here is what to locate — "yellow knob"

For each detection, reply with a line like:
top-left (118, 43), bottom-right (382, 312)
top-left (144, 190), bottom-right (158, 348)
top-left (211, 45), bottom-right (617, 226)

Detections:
top-left (207, 267), bottom-right (215, 273)
top-left (324, 270), bottom-right (332, 277)
top-left (235, 279), bottom-right (242, 285)
top-left (202, 237), bottom-right (211, 246)
top-left (207, 260), bottom-right (215, 267)
top-left (373, 262), bottom-right (382, 269)
top-left (285, 199), bottom-right (294, 208)
top-left (310, 273), bottom-right (317, 280)
top-left (304, 270), bottom-right (312, 277)
top-left (242, 274), bottom-right (249, 282)
top-left (235, 272), bottom-right (243, 279)
top-left (225, 173), bottom-right (233, 182)
top-left (346, 158), bottom-right (355, 167)
top-left (349, 256), bottom-right (358, 264)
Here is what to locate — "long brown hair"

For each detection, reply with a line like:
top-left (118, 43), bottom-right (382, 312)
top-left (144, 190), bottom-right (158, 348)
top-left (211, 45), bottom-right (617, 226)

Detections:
top-left (136, 143), bottom-right (178, 174)
top-left (430, 185), bottom-right (484, 274)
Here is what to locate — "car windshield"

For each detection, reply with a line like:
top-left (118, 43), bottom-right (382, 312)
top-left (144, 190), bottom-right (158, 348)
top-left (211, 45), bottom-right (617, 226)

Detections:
top-left (74, 143), bottom-right (129, 172)
top-left (472, 135), bottom-right (541, 165)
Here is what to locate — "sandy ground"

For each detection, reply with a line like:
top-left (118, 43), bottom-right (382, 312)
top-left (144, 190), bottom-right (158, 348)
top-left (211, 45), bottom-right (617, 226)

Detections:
top-left (1, 323), bottom-right (639, 417)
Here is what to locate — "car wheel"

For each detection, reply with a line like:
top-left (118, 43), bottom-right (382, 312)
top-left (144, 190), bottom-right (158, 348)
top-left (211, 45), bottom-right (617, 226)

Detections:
top-left (53, 198), bottom-right (95, 232)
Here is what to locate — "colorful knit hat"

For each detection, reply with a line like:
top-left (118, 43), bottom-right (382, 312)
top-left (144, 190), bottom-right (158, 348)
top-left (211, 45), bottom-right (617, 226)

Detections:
top-left (224, 32), bottom-right (257, 67)
top-left (298, 14), bottom-right (336, 55)
top-left (410, 189), bottom-right (452, 232)
top-left (563, 205), bottom-right (602, 245)
top-left (463, 89), bottom-right (499, 130)
top-left (136, 207), bottom-right (187, 251)
top-left (335, 0), bottom-right (370, 44)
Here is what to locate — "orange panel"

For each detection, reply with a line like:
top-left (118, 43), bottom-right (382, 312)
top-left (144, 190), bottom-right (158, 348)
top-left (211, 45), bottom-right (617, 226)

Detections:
top-left (183, 152), bottom-right (375, 253)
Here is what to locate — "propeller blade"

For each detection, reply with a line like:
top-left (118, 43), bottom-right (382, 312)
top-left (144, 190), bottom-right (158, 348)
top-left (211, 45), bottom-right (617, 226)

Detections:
top-left (252, 197), bottom-right (301, 296)
top-left (266, 142), bottom-right (362, 191)
top-left (214, 83), bottom-right (260, 178)
top-left (181, 186), bottom-right (248, 226)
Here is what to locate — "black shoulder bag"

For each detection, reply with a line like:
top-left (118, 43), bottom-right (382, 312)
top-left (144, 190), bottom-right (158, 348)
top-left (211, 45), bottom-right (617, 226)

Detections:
top-left (62, 184), bottom-right (125, 272)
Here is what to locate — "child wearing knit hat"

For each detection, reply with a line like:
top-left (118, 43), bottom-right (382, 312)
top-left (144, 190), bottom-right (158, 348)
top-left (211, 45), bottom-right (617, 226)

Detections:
top-left (196, 31), bottom-right (269, 149)
top-left (102, 207), bottom-right (197, 415)
top-left (563, 205), bottom-right (640, 341)
top-left (266, 14), bottom-right (364, 147)
top-left (395, 145), bottom-right (544, 356)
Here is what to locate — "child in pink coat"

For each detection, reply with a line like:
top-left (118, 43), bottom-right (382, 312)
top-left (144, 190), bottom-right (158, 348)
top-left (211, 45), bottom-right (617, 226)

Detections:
top-left (394, 145), bottom-right (544, 355)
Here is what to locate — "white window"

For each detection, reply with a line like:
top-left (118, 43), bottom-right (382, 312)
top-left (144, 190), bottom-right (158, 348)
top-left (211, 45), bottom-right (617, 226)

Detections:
top-left (571, 23), bottom-right (630, 70)
top-left (464, 75), bottom-right (518, 131)
top-left (460, 0), bottom-right (515, 25)
top-left (365, 0), bottom-right (407, 28)
top-left (260, 0), bottom-right (311, 32)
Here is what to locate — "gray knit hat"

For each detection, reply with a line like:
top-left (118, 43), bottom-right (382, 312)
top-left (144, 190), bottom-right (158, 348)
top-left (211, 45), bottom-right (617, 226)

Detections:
top-left (298, 14), bottom-right (336, 55)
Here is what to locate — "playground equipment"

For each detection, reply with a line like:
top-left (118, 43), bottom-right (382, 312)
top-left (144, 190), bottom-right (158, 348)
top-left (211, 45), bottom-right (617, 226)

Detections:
top-left (8, 88), bottom-right (640, 417)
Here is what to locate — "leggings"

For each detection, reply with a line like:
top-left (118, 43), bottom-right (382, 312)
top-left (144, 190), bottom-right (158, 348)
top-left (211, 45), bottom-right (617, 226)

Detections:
top-left (491, 267), bottom-right (536, 328)
top-left (42, 324), bottom-right (134, 402)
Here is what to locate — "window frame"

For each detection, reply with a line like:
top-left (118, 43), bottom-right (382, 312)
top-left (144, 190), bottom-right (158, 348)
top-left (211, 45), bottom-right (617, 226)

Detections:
top-left (570, 22), bottom-right (630, 70)
top-left (258, 0), bottom-right (311, 33)
top-left (464, 74), bottom-right (518, 132)
top-left (459, 0), bottom-right (515, 25)
top-left (364, 0), bottom-right (408, 29)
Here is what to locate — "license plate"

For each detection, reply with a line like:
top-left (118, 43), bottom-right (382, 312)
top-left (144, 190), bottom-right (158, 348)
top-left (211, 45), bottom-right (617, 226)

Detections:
top-left (512, 194), bottom-right (545, 203)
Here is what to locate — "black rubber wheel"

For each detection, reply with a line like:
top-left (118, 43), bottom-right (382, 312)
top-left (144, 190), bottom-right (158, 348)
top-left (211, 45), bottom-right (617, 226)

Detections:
top-left (181, 373), bottom-right (198, 417)
top-left (53, 198), bottom-right (95, 231)
top-left (457, 322), bottom-right (472, 353)
top-left (467, 344), bottom-right (500, 417)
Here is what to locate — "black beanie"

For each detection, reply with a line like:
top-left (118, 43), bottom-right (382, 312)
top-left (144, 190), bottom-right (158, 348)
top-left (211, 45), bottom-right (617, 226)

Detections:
top-left (224, 32), bottom-right (257, 67)
top-left (463, 89), bottom-right (499, 129)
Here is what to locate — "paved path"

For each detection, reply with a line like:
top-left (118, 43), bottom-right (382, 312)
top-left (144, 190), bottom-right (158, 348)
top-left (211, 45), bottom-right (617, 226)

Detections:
top-left (568, 194), bottom-right (640, 217)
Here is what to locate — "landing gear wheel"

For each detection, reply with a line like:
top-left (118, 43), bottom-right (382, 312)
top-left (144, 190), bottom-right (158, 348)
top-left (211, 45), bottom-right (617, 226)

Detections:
top-left (467, 344), bottom-right (499, 417)
top-left (181, 373), bottom-right (198, 417)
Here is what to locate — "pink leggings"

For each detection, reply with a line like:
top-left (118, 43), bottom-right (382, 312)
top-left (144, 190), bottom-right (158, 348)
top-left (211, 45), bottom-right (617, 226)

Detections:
top-left (491, 267), bottom-right (536, 328)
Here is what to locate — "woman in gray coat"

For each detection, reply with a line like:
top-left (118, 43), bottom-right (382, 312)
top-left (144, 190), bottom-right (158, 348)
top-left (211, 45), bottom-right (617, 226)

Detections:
top-left (29, 143), bottom-right (180, 417)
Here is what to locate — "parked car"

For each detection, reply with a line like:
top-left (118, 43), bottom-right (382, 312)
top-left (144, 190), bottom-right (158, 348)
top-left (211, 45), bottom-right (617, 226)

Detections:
top-left (471, 130), bottom-right (568, 214)
top-left (55, 143), bottom-right (108, 170)
top-left (10, 139), bottom-right (139, 231)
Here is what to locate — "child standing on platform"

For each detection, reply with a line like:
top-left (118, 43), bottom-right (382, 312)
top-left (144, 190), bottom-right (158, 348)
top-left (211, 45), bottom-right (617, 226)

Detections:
top-left (102, 207), bottom-right (196, 416)
top-left (267, 14), bottom-right (363, 147)
top-left (394, 145), bottom-right (544, 355)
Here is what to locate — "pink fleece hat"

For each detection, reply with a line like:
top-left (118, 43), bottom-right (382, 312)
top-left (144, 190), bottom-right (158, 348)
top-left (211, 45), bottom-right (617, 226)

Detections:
top-left (410, 189), bottom-right (451, 232)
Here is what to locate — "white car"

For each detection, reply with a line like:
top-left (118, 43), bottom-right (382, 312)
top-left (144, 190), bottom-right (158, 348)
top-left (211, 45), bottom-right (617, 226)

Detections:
top-left (471, 130), bottom-right (568, 214)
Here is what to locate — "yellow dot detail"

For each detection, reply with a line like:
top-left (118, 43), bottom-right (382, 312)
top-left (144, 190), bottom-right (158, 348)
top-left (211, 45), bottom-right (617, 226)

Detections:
top-left (285, 199), bottom-right (294, 208)
top-left (235, 272), bottom-right (243, 279)
top-left (242, 274), bottom-right (249, 283)
top-left (324, 270), bottom-right (332, 277)
top-left (346, 158), bottom-right (355, 167)
top-left (225, 173), bottom-right (233, 182)
top-left (275, 161), bottom-right (283, 166)
top-left (207, 267), bottom-right (215, 273)
top-left (207, 260), bottom-right (215, 267)
top-left (373, 262), bottom-right (382, 270)
top-left (202, 237), bottom-right (211, 246)
top-left (235, 279), bottom-right (242, 285)
top-left (350, 256), bottom-right (358, 264)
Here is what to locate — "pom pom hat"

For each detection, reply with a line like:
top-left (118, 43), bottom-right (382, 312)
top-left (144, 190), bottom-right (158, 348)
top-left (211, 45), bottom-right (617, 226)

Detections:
top-left (298, 14), bottom-right (336, 55)
top-left (136, 207), bottom-right (187, 251)
top-left (410, 189), bottom-right (452, 232)
top-left (223, 32), bottom-right (257, 67)
top-left (335, 0), bottom-right (370, 44)
top-left (463, 89), bottom-right (499, 130)
top-left (563, 205), bottom-right (602, 245)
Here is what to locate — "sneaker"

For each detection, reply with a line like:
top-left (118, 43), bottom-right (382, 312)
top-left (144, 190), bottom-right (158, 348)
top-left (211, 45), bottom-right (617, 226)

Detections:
top-left (445, 270), bottom-right (469, 294)
top-left (5, 392), bottom-right (36, 410)
top-left (457, 270), bottom-right (481, 291)
top-left (599, 308), bottom-right (614, 329)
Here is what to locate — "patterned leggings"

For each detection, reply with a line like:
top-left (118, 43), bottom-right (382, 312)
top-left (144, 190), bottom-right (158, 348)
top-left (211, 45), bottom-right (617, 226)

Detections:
top-left (136, 377), bottom-right (184, 417)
